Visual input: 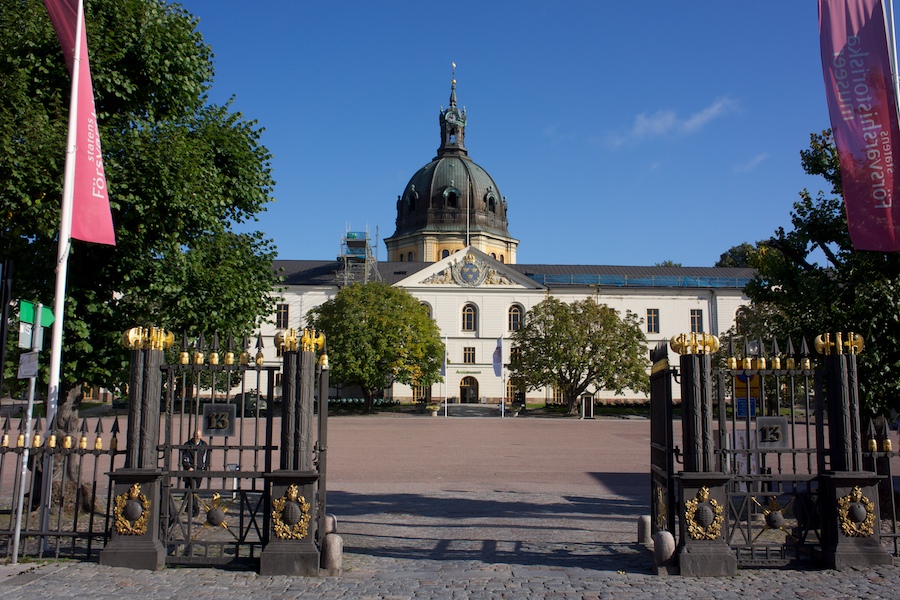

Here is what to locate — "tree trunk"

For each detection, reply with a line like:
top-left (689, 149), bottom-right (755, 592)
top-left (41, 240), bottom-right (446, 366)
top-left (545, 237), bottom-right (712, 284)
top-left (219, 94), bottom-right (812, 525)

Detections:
top-left (566, 392), bottom-right (579, 416)
top-left (363, 389), bottom-right (376, 414)
top-left (54, 384), bottom-right (84, 481)
top-left (40, 384), bottom-right (95, 513)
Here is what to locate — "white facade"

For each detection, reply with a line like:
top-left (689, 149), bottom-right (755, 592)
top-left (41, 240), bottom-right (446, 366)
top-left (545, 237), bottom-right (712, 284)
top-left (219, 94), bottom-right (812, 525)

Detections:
top-left (257, 247), bottom-right (751, 405)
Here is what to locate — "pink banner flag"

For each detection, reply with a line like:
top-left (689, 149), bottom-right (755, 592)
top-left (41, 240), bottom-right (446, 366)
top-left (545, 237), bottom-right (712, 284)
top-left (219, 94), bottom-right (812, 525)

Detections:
top-left (44, 0), bottom-right (115, 245)
top-left (819, 0), bottom-right (900, 251)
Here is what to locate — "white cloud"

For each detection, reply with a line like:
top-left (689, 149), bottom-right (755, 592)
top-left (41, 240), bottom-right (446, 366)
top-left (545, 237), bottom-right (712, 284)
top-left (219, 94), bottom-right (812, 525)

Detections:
top-left (542, 124), bottom-right (578, 144)
top-left (608, 96), bottom-right (738, 147)
top-left (680, 97), bottom-right (738, 133)
top-left (734, 152), bottom-right (769, 173)
top-left (633, 110), bottom-right (678, 137)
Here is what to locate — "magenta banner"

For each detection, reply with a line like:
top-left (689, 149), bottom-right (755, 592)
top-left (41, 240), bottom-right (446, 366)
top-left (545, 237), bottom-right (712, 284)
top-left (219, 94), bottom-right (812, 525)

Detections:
top-left (44, 0), bottom-right (115, 246)
top-left (820, 0), bottom-right (900, 251)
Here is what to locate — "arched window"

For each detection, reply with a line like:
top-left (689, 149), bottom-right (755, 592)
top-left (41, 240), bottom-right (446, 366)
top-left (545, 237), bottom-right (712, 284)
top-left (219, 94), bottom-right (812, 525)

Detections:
top-left (508, 305), bottom-right (523, 332)
top-left (407, 251), bottom-right (414, 262)
top-left (441, 249), bottom-right (450, 259)
top-left (499, 254), bottom-right (505, 264)
top-left (398, 254), bottom-right (404, 262)
top-left (491, 253), bottom-right (497, 259)
top-left (462, 303), bottom-right (477, 332)
top-left (420, 302), bottom-right (432, 319)
top-left (444, 186), bottom-right (461, 209)
top-left (486, 194), bottom-right (497, 212)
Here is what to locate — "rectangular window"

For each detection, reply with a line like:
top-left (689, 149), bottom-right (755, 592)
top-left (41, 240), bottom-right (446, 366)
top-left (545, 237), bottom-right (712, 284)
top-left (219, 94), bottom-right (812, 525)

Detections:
top-left (552, 386), bottom-right (565, 405)
top-left (276, 303), bottom-right (289, 329)
top-left (690, 309), bottom-right (704, 333)
top-left (646, 308), bottom-right (660, 334)
top-left (463, 347), bottom-right (475, 364)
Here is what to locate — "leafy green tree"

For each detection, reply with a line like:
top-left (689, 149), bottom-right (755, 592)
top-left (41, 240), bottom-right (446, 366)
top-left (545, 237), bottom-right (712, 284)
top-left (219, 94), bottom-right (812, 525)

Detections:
top-left (736, 130), bottom-right (900, 415)
top-left (508, 297), bottom-right (649, 415)
top-left (307, 282), bottom-right (444, 413)
top-left (1, 0), bottom-right (277, 402)
top-left (715, 242), bottom-right (758, 268)
top-left (654, 260), bottom-right (682, 267)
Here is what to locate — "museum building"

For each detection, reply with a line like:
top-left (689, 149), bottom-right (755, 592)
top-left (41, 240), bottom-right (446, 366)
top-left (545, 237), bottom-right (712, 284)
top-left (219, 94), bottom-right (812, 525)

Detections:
top-left (258, 79), bottom-right (753, 405)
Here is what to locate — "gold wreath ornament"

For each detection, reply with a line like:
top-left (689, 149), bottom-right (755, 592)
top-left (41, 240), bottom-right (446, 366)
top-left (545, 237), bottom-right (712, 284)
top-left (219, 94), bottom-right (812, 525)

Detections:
top-left (684, 486), bottom-right (724, 540)
top-left (838, 486), bottom-right (876, 537)
top-left (272, 484), bottom-right (311, 540)
top-left (655, 485), bottom-right (667, 531)
top-left (113, 483), bottom-right (151, 535)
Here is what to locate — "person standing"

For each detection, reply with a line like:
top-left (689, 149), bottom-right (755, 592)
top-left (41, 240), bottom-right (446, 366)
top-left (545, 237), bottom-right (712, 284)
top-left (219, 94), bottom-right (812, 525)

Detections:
top-left (181, 429), bottom-right (208, 516)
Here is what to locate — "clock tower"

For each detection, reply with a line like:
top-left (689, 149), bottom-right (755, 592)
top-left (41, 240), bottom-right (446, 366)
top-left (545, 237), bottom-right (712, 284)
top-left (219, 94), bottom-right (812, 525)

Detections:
top-left (439, 77), bottom-right (467, 154)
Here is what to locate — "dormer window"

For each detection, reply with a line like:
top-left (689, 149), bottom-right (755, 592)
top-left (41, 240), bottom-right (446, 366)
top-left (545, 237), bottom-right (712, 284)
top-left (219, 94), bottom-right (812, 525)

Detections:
top-left (444, 186), bottom-right (461, 209)
top-left (485, 192), bottom-right (497, 213)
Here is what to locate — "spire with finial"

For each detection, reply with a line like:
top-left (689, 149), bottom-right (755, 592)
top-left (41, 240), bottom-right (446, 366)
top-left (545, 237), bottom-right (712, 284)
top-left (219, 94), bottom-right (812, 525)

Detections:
top-left (439, 62), bottom-right (467, 156)
top-left (450, 61), bottom-right (457, 106)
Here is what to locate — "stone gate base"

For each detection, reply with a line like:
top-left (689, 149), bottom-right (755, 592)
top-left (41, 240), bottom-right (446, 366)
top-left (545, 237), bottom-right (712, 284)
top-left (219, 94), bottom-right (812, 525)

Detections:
top-left (99, 469), bottom-right (165, 570)
top-left (259, 470), bottom-right (320, 576)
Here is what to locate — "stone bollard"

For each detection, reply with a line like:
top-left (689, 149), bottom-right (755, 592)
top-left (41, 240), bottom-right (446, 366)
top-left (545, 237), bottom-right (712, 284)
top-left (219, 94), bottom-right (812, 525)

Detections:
top-left (638, 515), bottom-right (652, 545)
top-left (653, 530), bottom-right (677, 575)
top-left (321, 533), bottom-right (343, 575)
top-left (323, 513), bottom-right (338, 535)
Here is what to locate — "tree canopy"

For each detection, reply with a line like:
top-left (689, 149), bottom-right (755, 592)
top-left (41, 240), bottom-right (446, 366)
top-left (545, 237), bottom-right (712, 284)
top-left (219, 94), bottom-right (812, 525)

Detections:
top-left (1, 0), bottom-right (278, 397)
top-left (727, 130), bottom-right (900, 415)
top-left (307, 282), bottom-right (444, 413)
top-left (715, 242), bottom-right (757, 268)
top-left (508, 297), bottom-right (649, 415)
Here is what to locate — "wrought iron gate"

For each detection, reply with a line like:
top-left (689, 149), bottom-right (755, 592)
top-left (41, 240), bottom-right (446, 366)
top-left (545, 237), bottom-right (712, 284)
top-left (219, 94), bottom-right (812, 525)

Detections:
top-left (651, 332), bottom-right (896, 575)
top-left (649, 342), bottom-right (676, 538)
top-left (158, 353), bottom-right (279, 567)
top-left (713, 338), bottom-right (822, 567)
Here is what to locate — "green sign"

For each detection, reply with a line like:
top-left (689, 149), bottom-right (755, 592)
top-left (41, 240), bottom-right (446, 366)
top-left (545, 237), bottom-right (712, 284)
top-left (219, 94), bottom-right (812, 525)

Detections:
top-left (19, 300), bottom-right (54, 328)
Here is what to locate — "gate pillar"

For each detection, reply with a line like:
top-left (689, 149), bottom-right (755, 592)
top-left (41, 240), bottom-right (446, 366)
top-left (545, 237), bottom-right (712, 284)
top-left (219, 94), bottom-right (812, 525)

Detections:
top-left (816, 342), bottom-right (891, 569)
top-left (672, 335), bottom-right (737, 576)
top-left (100, 327), bottom-right (172, 570)
top-left (99, 468), bottom-right (166, 570)
top-left (260, 330), bottom-right (324, 575)
top-left (260, 470), bottom-right (320, 575)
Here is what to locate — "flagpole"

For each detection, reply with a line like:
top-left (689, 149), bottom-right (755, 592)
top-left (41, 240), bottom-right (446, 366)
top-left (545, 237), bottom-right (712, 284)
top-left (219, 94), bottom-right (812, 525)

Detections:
top-left (443, 336), bottom-right (448, 417)
top-left (887, 0), bottom-right (900, 115)
top-left (47, 0), bottom-right (84, 438)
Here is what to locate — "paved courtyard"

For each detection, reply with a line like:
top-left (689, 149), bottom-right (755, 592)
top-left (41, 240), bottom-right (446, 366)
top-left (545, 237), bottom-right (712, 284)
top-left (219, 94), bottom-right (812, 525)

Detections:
top-left (2, 414), bottom-right (899, 598)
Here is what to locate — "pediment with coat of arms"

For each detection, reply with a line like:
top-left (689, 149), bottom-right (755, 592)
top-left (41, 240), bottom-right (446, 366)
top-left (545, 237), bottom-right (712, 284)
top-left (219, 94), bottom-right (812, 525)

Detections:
top-left (421, 253), bottom-right (512, 287)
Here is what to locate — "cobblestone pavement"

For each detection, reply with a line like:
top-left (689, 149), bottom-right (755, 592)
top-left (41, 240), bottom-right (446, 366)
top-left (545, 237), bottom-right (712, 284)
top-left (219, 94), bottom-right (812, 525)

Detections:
top-left (2, 417), bottom-right (899, 598)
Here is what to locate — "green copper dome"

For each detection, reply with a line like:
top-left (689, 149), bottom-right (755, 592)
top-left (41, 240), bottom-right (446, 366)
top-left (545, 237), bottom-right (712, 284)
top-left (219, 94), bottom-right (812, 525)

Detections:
top-left (391, 78), bottom-right (511, 239)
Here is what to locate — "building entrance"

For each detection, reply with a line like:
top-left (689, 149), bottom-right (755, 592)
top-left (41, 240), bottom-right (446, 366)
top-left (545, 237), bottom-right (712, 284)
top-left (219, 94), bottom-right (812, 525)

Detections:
top-left (459, 376), bottom-right (479, 403)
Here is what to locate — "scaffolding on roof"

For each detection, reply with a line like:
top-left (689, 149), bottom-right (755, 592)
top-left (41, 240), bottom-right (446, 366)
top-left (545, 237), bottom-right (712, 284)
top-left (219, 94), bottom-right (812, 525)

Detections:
top-left (336, 226), bottom-right (381, 286)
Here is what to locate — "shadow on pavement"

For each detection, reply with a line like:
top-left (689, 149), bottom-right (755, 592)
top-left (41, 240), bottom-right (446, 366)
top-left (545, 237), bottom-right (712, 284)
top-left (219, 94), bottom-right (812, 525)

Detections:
top-left (329, 489), bottom-right (654, 573)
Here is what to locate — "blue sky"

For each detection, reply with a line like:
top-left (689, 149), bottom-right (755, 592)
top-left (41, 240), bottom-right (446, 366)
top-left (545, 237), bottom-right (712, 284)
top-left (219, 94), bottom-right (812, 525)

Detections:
top-left (174, 0), bottom-right (835, 267)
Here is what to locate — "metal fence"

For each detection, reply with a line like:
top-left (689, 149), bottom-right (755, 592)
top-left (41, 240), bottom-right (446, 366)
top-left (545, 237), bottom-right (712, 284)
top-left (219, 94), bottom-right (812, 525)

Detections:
top-left (0, 415), bottom-right (126, 560)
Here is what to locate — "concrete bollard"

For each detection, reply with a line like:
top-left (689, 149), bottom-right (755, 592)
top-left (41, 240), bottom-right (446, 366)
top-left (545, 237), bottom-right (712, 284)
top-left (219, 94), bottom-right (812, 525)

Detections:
top-left (638, 515), bottom-right (652, 545)
top-left (653, 530), bottom-right (677, 575)
top-left (323, 513), bottom-right (338, 535)
top-left (320, 533), bottom-right (343, 575)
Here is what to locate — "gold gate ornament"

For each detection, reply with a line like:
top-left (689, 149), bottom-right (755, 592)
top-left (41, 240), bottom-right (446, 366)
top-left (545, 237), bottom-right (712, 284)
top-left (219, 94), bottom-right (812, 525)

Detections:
top-left (272, 484), bottom-right (311, 540)
top-left (113, 483), bottom-right (151, 535)
top-left (838, 486), bottom-right (876, 537)
top-left (685, 486), bottom-right (724, 540)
